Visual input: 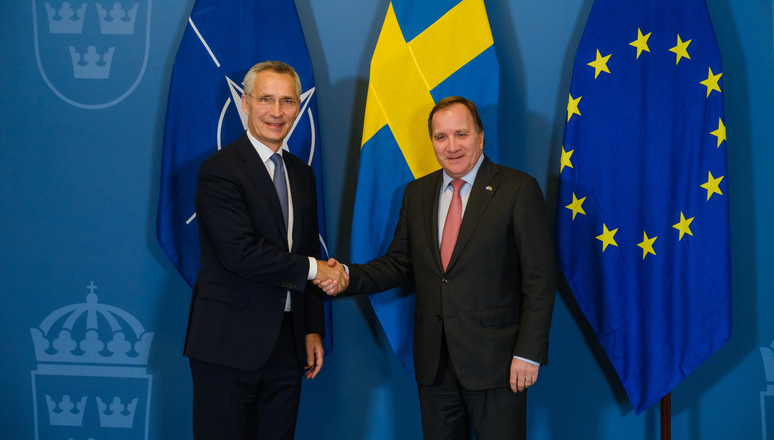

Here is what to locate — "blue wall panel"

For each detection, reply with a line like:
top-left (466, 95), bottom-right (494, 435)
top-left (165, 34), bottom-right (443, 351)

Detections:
top-left (1, 0), bottom-right (772, 438)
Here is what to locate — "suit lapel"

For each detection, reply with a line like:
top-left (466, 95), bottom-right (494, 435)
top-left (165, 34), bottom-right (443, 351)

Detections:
top-left (421, 172), bottom-right (444, 272)
top-left (446, 156), bottom-right (499, 271)
top-left (236, 135), bottom-right (289, 250)
top-left (285, 154), bottom-right (304, 254)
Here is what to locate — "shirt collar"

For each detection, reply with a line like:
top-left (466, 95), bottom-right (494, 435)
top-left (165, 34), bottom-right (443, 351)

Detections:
top-left (246, 130), bottom-right (283, 164)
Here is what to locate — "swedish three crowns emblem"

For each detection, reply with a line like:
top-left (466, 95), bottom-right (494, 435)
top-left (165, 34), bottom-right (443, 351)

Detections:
top-left (33, 1), bottom-right (152, 109)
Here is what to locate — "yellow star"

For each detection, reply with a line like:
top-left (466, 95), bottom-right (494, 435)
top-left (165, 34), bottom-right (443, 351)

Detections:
top-left (596, 224), bottom-right (619, 251)
top-left (637, 231), bottom-right (657, 259)
top-left (700, 67), bottom-right (723, 97)
top-left (629, 28), bottom-right (651, 59)
top-left (587, 49), bottom-right (612, 79)
top-left (700, 171), bottom-right (724, 201)
top-left (565, 193), bottom-right (586, 220)
top-left (567, 93), bottom-right (582, 122)
top-left (560, 146), bottom-right (574, 173)
top-left (669, 34), bottom-right (692, 65)
top-left (672, 212), bottom-right (695, 241)
top-left (710, 118), bottom-right (726, 148)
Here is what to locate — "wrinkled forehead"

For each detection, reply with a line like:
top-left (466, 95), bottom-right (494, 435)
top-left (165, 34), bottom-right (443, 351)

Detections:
top-left (252, 71), bottom-right (299, 98)
top-left (432, 105), bottom-right (476, 133)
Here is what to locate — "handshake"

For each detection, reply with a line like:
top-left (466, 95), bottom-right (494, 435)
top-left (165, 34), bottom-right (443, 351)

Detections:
top-left (314, 258), bottom-right (348, 296)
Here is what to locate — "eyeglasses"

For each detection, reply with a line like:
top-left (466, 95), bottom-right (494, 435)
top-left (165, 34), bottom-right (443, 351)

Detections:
top-left (246, 94), bottom-right (298, 110)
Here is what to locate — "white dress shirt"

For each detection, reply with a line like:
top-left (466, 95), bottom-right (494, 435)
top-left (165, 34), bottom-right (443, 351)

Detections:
top-left (246, 131), bottom-right (318, 311)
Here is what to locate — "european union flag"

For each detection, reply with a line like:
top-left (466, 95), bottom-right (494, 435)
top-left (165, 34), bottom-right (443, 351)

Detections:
top-left (351, 0), bottom-right (500, 376)
top-left (157, 0), bottom-right (333, 353)
top-left (555, 0), bottom-right (731, 414)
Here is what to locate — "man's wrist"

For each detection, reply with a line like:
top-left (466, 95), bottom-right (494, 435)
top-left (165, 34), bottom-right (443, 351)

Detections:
top-left (307, 257), bottom-right (318, 280)
top-left (513, 356), bottom-right (540, 366)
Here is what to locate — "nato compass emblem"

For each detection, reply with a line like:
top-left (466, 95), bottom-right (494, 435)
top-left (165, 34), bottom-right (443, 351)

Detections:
top-left (30, 282), bottom-right (154, 440)
top-left (182, 18), bottom-right (320, 229)
top-left (32, 1), bottom-right (152, 109)
top-left (184, 77), bottom-right (320, 228)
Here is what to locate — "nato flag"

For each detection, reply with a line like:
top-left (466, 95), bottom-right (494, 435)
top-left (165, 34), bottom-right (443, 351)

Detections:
top-left (157, 0), bottom-right (332, 353)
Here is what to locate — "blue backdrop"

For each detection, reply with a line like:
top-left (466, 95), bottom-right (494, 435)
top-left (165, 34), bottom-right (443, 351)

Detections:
top-left (1, 0), bottom-right (772, 438)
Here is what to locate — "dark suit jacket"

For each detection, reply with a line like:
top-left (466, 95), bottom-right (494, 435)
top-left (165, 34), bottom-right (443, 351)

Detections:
top-left (347, 156), bottom-right (556, 390)
top-left (184, 132), bottom-right (325, 371)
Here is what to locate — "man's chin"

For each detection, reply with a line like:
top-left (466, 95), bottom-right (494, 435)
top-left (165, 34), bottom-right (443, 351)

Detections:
top-left (444, 162), bottom-right (468, 176)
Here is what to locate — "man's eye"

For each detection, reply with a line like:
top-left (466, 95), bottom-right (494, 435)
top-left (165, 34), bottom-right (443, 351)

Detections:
top-left (259, 97), bottom-right (271, 102)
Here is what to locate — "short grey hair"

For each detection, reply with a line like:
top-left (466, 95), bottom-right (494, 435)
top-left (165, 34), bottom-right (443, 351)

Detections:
top-left (243, 60), bottom-right (302, 98)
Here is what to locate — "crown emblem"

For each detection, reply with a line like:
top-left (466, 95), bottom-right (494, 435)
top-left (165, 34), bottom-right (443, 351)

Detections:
top-left (45, 1), bottom-right (87, 34)
top-left (97, 2), bottom-right (139, 35)
top-left (97, 396), bottom-right (138, 428)
top-left (69, 46), bottom-right (115, 79)
top-left (31, 282), bottom-right (154, 437)
top-left (45, 395), bottom-right (87, 426)
top-left (30, 282), bottom-right (153, 365)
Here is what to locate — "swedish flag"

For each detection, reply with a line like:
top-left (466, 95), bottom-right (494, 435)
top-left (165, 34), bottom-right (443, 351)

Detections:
top-left (351, 0), bottom-right (501, 376)
top-left (555, 0), bottom-right (731, 413)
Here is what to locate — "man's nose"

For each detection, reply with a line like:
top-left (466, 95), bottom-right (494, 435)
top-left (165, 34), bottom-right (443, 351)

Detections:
top-left (269, 100), bottom-right (283, 115)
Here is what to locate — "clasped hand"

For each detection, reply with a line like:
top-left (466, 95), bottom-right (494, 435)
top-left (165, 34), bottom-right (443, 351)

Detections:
top-left (314, 258), bottom-right (348, 295)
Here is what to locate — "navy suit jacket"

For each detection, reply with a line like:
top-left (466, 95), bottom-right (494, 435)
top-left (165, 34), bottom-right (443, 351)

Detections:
top-left (184, 132), bottom-right (325, 371)
top-left (347, 156), bottom-right (556, 390)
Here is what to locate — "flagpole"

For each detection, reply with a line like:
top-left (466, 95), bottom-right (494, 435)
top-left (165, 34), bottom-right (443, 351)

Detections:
top-left (660, 393), bottom-right (671, 440)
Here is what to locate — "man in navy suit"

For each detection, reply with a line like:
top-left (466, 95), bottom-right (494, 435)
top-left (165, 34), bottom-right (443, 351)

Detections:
top-left (184, 60), bottom-right (347, 440)
top-left (322, 97), bottom-right (556, 439)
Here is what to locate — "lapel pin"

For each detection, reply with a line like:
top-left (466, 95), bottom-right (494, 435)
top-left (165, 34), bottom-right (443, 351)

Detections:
top-left (485, 186), bottom-right (493, 191)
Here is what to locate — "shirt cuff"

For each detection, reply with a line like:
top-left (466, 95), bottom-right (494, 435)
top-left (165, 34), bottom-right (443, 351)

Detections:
top-left (513, 356), bottom-right (540, 366)
top-left (307, 257), bottom-right (317, 280)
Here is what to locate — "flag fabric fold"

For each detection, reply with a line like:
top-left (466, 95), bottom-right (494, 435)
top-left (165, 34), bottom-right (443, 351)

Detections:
top-left (351, 0), bottom-right (500, 377)
top-left (555, 0), bottom-right (731, 413)
top-left (157, 0), bottom-right (333, 353)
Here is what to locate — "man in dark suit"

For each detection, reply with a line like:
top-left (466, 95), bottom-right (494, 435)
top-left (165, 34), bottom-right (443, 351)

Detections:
top-left (322, 96), bottom-right (556, 439)
top-left (184, 60), bottom-right (348, 440)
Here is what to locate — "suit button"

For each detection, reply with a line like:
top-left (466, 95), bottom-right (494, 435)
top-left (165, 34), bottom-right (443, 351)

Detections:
top-left (436, 314), bottom-right (442, 321)
top-left (441, 278), bottom-right (448, 284)
top-left (280, 297), bottom-right (287, 303)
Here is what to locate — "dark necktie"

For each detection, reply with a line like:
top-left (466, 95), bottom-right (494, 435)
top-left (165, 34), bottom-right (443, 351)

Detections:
top-left (270, 153), bottom-right (288, 229)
